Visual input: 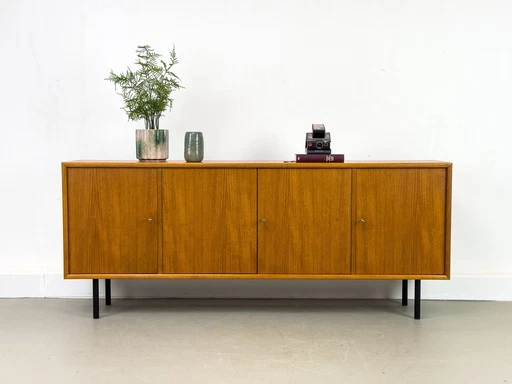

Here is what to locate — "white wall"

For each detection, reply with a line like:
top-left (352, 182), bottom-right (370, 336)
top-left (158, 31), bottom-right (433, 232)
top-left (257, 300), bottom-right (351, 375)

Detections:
top-left (1, 0), bottom-right (511, 299)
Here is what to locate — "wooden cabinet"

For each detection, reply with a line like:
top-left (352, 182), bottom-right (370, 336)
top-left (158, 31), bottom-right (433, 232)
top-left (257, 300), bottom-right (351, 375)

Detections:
top-left (66, 168), bottom-right (159, 274)
top-left (162, 169), bottom-right (257, 274)
top-left (353, 169), bottom-right (448, 276)
top-left (258, 169), bottom-right (351, 274)
top-left (62, 161), bottom-right (451, 280)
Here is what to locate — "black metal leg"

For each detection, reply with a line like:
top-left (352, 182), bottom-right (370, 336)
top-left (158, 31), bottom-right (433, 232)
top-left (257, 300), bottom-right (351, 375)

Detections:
top-left (105, 279), bottom-right (111, 306)
top-left (414, 280), bottom-right (421, 320)
top-left (93, 279), bottom-right (99, 319)
top-left (402, 280), bottom-right (408, 306)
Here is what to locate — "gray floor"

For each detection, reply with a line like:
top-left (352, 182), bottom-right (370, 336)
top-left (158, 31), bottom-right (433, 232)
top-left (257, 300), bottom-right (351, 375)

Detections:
top-left (0, 299), bottom-right (511, 383)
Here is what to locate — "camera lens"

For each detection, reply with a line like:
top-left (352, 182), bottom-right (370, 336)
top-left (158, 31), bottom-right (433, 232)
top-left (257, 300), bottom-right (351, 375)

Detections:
top-left (315, 142), bottom-right (323, 149)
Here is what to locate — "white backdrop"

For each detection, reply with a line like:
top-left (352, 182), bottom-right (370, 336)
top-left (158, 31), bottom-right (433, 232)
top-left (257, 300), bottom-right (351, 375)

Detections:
top-left (1, 0), bottom-right (511, 299)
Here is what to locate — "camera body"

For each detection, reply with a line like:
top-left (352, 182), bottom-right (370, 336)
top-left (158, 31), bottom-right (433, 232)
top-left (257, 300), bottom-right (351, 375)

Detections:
top-left (305, 124), bottom-right (331, 154)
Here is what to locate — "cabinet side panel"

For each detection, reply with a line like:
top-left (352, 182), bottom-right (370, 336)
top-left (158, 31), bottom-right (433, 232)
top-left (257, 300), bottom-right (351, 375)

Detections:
top-left (67, 168), bottom-right (159, 274)
top-left (354, 169), bottom-right (446, 275)
top-left (258, 169), bottom-right (352, 274)
top-left (62, 164), bottom-right (70, 277)
top-left (162, 169), bottom-right (257, 273)
top-left (445, 164), bottom-right (452, 278)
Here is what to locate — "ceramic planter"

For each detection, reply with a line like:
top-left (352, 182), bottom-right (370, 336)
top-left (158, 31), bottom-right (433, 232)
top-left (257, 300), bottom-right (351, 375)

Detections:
top-left (136, 129), bottom-right (169, 161)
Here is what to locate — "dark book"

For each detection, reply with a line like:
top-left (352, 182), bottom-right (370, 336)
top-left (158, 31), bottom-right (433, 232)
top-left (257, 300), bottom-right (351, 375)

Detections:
top-left (295, 154), bottom-right (345, 163)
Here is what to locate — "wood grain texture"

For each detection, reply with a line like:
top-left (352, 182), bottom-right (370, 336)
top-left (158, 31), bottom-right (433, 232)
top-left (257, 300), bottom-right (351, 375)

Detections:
top-left (63, 162), bottom-right (452, 280)
top-left (162, 169), bottom-right (257, 273)
top-left (157, 169), bottom-right (163, 274)
top-left (354, 169), bottom-right (447, 275)
top-left (62, 164), bottom-right (70, 277)
top-left (258, 169), bottom-right (352, 274)
top-left (63, 160), bottom-right (452, 169)
top-left (66, 168), bottom-right (158, 274)
top-left (444, 164), bottom-right (453, 278)
top-left (65, 273), bottom-right (449, 280)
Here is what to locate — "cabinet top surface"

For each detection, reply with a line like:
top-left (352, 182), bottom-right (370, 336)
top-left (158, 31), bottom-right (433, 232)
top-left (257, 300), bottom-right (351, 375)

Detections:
top-left (62, 160), bottom-right (452, 168)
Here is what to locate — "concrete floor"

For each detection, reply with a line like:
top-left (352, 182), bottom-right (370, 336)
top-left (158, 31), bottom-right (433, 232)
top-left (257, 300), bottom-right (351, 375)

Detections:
top-left (0, 299), bottom-right (511, 383)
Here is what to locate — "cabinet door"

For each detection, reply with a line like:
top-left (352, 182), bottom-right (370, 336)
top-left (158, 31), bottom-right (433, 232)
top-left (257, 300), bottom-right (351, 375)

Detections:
top-left (354, 169), bottom-right (447, 275)
top-left (162, 169), bottom-right (257, 273)
top-left (258, 169), bottom-right (352, 274)
top-left (66, 168), bottom-right (159, 274)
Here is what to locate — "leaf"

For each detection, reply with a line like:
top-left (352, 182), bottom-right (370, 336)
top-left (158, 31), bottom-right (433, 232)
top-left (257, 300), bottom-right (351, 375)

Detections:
top-left (106, 44), bottom-right (183, 126)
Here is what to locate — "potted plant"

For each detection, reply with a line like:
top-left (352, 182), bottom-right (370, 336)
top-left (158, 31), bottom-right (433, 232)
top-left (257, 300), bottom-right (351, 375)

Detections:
top-left (107, 45), bottom-right (183, 161)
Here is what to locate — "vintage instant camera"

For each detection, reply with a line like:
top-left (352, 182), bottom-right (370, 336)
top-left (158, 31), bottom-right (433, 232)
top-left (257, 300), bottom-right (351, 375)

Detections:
top-left (305, 124), bottom-right (331, 154)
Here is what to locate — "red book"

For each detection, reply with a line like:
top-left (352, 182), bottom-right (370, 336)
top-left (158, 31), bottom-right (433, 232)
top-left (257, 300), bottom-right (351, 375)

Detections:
top-left (295, 154), bottom-right (345, 163)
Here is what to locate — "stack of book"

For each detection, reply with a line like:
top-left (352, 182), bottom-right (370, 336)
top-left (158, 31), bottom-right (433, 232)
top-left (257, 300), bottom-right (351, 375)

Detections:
top-left (295, 154), bottom-right (345, 163)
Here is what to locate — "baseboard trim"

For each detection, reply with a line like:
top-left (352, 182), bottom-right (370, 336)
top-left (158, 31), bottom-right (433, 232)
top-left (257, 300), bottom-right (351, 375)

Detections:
top-left (0, 273), bottom-right (511, 301)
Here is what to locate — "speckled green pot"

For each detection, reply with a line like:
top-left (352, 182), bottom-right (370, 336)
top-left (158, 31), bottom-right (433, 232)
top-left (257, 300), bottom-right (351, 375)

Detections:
top-left (136, 129), bottom-right (169, 161)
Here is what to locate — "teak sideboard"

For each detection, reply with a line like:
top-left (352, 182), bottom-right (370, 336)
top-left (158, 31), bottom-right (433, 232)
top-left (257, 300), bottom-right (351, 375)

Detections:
top-left (62, 160), bottom-right (452, 319)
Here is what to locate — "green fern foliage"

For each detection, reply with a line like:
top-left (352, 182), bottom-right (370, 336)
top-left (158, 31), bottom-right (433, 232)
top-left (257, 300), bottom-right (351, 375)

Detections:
top-left (107, 45), bottom-right (183, 129)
